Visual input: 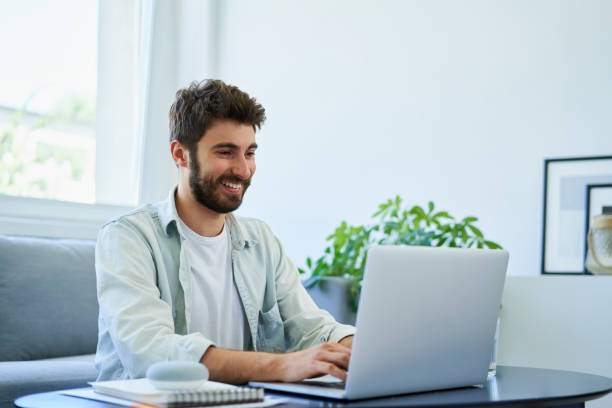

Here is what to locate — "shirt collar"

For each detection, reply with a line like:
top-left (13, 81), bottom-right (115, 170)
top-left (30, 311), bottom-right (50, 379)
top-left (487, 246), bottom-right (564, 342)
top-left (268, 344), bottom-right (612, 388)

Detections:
top-left (158, 186), bottom-right (256, 251)
top-left (158, 187), bottom-right (180, 236)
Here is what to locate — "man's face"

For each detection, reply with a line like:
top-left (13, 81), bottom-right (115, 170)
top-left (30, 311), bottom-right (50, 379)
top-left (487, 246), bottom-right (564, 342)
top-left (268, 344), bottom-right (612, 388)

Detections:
top-left (188, 119), bottom-right (257, 214)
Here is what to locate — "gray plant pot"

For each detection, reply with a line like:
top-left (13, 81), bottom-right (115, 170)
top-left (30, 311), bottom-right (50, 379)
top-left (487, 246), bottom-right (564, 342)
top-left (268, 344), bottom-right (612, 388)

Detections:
top-left (305, 276), bottom-right (357, 325)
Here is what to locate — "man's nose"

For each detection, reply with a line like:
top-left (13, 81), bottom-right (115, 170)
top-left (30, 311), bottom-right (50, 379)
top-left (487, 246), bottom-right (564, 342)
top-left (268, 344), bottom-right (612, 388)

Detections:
top-left (232, 156), bottom-right (252, 180)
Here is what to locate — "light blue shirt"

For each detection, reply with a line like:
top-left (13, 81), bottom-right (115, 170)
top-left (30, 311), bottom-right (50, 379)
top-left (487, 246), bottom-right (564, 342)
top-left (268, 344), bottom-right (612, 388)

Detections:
top-left (95, 188), bottom-right (355, 380)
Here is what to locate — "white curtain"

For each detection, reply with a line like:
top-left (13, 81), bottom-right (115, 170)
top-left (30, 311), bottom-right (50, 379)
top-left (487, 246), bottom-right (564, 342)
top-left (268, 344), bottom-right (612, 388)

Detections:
top-left (135, 0), bottom-right (218, 205)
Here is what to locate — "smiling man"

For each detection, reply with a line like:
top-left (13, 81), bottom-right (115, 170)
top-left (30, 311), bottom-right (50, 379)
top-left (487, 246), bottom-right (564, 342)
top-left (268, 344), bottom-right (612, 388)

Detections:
top-left (95, 80), bottom-right (355, 384)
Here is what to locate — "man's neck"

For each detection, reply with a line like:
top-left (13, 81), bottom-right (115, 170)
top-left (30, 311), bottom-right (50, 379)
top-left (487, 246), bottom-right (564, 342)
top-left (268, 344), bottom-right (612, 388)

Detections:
top-left (175, 185), bottom-right (226, 237)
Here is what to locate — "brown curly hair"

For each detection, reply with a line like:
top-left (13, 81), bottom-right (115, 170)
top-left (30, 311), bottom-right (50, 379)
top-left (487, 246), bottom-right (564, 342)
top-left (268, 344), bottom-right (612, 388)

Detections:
top-left (169, 79), bottom-right (266, 153)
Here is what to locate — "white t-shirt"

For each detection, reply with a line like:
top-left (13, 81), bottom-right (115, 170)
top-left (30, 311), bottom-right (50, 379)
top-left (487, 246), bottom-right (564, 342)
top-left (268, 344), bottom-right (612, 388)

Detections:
top-left (178, 218), bottom-right (248, 350)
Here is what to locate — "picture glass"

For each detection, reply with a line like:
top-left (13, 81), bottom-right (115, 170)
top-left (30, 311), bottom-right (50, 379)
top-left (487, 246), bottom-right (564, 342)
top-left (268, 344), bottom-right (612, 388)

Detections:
top-left (587, 185), bottom-right (612, 230)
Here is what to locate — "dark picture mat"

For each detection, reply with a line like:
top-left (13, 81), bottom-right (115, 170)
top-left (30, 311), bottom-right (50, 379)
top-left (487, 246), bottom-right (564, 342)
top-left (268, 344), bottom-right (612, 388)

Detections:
top-left (541, 155), bottom-right (612, 275)
top-left (584, 183), bottom-right (612, 273)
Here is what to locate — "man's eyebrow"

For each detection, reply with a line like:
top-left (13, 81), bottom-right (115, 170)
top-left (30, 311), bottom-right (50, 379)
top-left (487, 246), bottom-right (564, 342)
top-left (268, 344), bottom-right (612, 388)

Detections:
top-left (211, 142), bottom-right (258, 150)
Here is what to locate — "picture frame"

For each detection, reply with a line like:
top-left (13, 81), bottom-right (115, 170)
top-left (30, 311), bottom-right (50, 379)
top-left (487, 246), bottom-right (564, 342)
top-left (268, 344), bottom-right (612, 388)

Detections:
top-left (584, 183), bottom-right (612, 269)
top-left (541, 156), bottom-right (612, 274)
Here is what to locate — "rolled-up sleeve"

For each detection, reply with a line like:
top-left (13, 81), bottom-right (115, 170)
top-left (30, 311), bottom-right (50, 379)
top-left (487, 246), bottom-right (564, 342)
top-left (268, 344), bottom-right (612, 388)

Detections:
top-left (95, 221), bottom-right (213, 379)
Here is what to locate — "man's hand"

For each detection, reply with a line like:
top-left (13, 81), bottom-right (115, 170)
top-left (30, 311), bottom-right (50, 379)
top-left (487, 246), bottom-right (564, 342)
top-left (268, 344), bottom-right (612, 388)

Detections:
top-left (338, 335), bottom-right (354, 349)
top-left (276, 341), bottom-right (351, 382)
top-left (200, 341), bottom-right (352, 384)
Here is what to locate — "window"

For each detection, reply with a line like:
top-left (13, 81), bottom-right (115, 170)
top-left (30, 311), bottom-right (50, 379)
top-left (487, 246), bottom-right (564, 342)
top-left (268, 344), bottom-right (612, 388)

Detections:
top-left (0, 1), bottom-right (97, 203)
top-left (0, 0), bottom-right (144, 239)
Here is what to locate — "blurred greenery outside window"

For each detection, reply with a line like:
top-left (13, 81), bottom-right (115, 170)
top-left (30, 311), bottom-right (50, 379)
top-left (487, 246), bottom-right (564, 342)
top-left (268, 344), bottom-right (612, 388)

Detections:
top-left (0, 1), bottom-right (98, 204)
top-left (0, 97), bottom-right (96, 203)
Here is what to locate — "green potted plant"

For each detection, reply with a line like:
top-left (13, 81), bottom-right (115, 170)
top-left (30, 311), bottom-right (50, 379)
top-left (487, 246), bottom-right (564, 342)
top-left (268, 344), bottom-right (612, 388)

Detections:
top-left (301, 196), bottom-right (502, 324)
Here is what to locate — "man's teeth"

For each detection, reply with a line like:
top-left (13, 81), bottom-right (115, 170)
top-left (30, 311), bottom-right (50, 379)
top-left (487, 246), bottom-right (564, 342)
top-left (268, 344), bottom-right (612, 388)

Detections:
top-left (222, 181), bottom-right (241, 189)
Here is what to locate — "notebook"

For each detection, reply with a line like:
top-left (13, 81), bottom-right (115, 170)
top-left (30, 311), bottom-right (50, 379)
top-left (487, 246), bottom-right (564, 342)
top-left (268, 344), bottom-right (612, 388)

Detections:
top-left (250, 245), bottom-right (509, 400)
top-left (90, 378), bottom-right (264, 407)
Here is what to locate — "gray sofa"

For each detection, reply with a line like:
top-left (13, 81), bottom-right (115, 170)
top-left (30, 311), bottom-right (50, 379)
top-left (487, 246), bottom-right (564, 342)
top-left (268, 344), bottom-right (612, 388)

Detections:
top-left (0, 235), bottom-right (98, 408)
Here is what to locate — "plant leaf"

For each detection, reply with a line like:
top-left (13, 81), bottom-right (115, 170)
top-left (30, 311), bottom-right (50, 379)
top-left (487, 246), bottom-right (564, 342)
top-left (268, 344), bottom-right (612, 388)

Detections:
top-left (433, 211), bottom-right (453, 220)
top-left (467, 224), bottom-right (484, 238)
top-left (409, 205), bottom-right (424, 216)
top-left (484, 240), bottom-right (503, 249)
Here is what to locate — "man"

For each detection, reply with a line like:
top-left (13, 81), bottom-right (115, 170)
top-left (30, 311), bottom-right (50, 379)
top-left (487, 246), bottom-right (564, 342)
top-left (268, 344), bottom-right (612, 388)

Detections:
top-left (95, 79), bottom-right (355, 384)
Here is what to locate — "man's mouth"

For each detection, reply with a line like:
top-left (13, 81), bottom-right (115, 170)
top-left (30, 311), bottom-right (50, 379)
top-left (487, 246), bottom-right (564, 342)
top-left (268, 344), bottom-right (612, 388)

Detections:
top-left (220, 180), bottom-right (243, 194)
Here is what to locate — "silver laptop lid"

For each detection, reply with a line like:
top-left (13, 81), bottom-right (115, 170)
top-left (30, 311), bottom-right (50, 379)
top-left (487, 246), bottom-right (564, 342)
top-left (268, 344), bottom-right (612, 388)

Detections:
top-left (344, 245), bottom-right (508, 399)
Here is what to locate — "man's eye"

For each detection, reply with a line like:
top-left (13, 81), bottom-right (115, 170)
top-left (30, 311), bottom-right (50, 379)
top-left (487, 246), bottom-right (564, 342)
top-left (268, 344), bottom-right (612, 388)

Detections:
top-left (246, 151), bottom-right (256, 157)
top-left (218, 151), bottom-right (231, 156)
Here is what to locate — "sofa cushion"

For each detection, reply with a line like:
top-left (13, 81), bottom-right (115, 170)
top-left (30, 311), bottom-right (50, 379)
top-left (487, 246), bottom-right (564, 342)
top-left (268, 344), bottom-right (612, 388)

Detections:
top-left (0, 235), bottom-right (98, 361)
top-left (0, 355), bottom-right (97, 408)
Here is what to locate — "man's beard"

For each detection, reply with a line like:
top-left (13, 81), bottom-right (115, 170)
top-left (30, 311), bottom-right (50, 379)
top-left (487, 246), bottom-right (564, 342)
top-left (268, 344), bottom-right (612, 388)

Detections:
top-left (188, 156), bottom-right (250, 214)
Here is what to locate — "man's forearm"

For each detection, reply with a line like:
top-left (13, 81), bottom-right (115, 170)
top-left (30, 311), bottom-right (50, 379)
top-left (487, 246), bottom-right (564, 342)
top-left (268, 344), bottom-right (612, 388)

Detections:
top-left (200, 341), bottom-right (352, 384)
top-left (200, 346), bottom-right (283, 384)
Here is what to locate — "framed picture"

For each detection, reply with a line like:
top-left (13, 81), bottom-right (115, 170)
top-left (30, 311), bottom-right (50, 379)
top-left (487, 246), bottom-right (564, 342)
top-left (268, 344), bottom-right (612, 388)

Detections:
top-left (542, 156), bottom-right (612, 274)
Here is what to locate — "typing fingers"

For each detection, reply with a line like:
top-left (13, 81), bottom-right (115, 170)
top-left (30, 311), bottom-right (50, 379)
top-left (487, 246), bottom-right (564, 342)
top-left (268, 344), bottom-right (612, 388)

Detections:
top-left (315, 360), bottom-right (348, 381)
top-left (317, 350), bottom-right (351, 370)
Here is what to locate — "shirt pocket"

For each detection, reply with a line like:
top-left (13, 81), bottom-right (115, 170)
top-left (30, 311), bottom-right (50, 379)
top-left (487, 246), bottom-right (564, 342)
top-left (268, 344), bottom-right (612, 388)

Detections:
top-left (257, 302), bottom-right (286, 352)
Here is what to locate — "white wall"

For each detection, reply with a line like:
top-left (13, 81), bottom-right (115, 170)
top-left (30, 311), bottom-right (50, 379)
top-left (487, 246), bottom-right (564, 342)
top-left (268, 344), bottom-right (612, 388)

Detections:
top-left (211, 0), bottom-right (612, 275)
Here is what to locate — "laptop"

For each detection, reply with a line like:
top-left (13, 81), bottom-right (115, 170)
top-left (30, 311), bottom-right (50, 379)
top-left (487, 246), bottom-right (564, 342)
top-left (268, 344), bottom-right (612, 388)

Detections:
top-left (249, 244), bottom-right (509, 400)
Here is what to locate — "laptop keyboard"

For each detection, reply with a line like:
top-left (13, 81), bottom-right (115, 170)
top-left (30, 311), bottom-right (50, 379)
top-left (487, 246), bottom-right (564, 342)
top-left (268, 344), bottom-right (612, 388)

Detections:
top-left (300, 380), bottom-right (346, 389)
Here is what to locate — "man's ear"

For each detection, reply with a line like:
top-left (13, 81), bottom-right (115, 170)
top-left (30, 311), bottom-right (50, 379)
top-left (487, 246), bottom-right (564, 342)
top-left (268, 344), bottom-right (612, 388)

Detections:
top-left (170, 141), bottom-right (189, 168)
